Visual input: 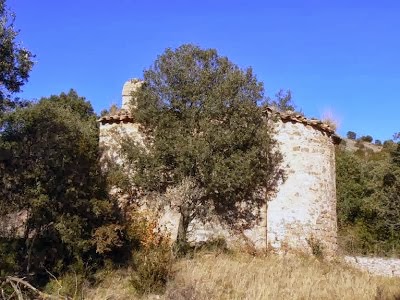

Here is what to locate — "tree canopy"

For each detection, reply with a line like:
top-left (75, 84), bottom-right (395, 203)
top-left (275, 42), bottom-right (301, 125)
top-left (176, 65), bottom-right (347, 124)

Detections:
top-left (0, 0), bottom-right (34, 112)
top-left (0, 90), bottom-right (122, 282)
top-left (336, 140), bottom-right (400, 256)
top-left (117, 44), bottom-right (282, 249)
top-left (268, 89), bottom-right (297, 112)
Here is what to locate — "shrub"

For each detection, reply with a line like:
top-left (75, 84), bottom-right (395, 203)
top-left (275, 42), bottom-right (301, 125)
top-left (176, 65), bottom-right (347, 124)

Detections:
top-left (360, 135), bottom-right (373, 143)
top-left (127, 210), bottom-right (174, 295)
top-left (44, 270), bottom-right (86, 299)
top-left (0, 238), bottom-right (24, 277)
top-left (194, 236), bottom-right (229, 254)
top-left (306, 235), bottom-right (324, 259)
top-left (347, 131), bottom-right (357, 140)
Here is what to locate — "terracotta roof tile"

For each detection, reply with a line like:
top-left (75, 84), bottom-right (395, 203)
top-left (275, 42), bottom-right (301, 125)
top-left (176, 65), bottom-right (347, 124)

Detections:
top-left (98, 106), bottom-right (342, 144)
top-left (263, 107), bottom-right (341, 144)
top-left (97, 109), bottom-right (134, 124)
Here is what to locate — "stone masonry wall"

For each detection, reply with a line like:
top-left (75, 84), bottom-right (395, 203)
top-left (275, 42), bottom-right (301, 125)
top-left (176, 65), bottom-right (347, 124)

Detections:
top-left (98, 79), bottom-right (339, 255)
top-left (99, 115), bottom-right (338, 255)
top-left (99, 121), bottom-right (144, 166)
top-left (266, 120), bottom-right (338, 256)
top-left (345, 256), bottom-right (400, 277)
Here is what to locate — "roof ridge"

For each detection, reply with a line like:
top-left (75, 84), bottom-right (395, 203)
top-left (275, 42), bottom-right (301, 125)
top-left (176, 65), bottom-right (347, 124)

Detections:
top-left (97, 109), bottom-right (133, 124)
top-left (263, 106), bottom-right (336, 135)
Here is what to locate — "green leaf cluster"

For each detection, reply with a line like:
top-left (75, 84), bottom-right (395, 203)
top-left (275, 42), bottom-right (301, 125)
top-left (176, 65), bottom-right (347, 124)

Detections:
top-left (0, 0), bottom-right (34, 112)
top-left (118, 44), bottom-right (282, 246)
top-left (0, 90), bottom-right (122, 283)
top-left (336, 141), bottom-right (400, 256)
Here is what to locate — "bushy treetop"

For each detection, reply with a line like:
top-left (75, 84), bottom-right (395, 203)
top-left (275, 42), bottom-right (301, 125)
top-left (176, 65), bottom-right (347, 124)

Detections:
top-left (0, 0), bottom-right (34, 112)
top-left (118, 45), bottom-right (282, 247)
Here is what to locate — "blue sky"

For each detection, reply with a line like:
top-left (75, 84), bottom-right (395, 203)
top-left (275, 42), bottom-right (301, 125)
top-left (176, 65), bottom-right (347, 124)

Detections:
top-left (8, 0), bottom-right (400, 140)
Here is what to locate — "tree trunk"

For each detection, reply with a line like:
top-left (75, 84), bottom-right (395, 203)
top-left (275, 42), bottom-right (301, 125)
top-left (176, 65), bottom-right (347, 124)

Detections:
top-left (175, 206), bottom-right (191, 255)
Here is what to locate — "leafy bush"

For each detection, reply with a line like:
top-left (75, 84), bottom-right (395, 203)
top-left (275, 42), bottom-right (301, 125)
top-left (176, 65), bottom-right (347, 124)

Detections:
top-left (0, 238), bottom-right (23, 276)
top-left (0, 91), bottom-right (126, 287)
top-left (44, 270), bottom-right (87, 299)
top-left (336, 144), bottom-right (400, 257)
top-left (127, 210), bottom-right (174, 295)
top-left (347, 131), bottom-right (357, 140)
top-left (360, 135), bottom-right (373, 143)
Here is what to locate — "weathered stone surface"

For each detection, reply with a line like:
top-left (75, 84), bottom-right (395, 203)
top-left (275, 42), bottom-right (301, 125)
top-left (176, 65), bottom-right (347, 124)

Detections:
top-left (345, 256), bottom-right (400, 277)
top-left (266, 119), bottom-right (338, 256)
top-left (121, 78), bottom-right (143, 110)
top-left (100, 122), bottom-right (144, 169)
top-left (0, 210), bottom-right (27, 238)
top-left (99, 79), bottom-right (339, 255)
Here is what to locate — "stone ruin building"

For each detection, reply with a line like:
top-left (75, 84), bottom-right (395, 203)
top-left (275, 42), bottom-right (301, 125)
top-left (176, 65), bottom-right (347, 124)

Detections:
top-left (98, 79), bottom-right (341, 257)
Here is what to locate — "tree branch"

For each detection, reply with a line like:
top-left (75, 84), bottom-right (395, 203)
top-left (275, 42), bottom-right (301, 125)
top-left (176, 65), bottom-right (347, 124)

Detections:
top-left (5, 276), bottom-right (68, 300)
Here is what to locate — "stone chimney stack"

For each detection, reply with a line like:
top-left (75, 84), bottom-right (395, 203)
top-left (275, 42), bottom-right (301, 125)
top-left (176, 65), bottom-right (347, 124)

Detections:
top-left (121, 78), bottom-right (143, 111)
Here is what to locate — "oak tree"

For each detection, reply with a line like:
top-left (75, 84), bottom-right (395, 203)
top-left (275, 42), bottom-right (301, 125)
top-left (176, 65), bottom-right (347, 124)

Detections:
top-left (0, 0), bottom-right (34, 112)
top-left (119, 44), bottom-right (282, 250)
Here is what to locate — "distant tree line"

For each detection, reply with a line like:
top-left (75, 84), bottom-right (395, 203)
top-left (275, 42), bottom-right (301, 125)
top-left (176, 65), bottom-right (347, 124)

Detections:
top-left (346, 131), bottom-right (391, 146)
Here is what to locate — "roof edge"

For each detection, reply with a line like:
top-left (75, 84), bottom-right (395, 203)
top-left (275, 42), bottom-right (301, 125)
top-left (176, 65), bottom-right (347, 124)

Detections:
top-left (263, 107), bottom-right (342, 144)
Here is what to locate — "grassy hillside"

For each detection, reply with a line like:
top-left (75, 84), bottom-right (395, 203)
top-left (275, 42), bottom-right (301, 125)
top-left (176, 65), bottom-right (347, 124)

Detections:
top-left (342, 138), bottom-right (383, 153)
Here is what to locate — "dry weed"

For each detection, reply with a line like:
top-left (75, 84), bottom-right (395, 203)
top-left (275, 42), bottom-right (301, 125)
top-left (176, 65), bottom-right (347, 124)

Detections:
top-left (164, 252), bottom-right (400, 300)
top-left (83, 252), bottom-right (400, 300)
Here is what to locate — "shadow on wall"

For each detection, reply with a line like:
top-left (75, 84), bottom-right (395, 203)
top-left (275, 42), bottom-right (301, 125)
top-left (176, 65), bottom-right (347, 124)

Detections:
top-left (98, 104), bottom-right (286, 249)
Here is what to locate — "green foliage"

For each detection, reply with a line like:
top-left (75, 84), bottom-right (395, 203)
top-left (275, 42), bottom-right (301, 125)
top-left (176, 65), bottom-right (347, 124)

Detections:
top-left (0, 238), bottom-right (24, 276)
top-left (127, 211), bottom-right (174, 295)
top-left (0, 90), bottom-right (122, 283)
top-left (0, 0), bottom-right (34, 112)
top-left (346, 131), bottom-right (357, 140)
top-left (268, 89), bottom-right (298, 112)
top-left (360, 135), bottom-right (373, 143)
top-left (100, 103), bottom-right (119, 117)
top-left (130, 244), bottom-right (173, 295)
top-left (44, 270), bottom-right (87, 299)
top-left (117, 44), bottom-right (282, 250)
top-left (336, 142), bottom-right (400, 256)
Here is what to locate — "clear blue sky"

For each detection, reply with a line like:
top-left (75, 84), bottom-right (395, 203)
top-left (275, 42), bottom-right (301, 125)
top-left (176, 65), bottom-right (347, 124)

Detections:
top-left (8, 0), bottom-right (400, 140)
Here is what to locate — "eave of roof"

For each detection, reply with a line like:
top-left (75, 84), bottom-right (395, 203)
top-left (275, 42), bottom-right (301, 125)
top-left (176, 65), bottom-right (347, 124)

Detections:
top-left (98, 107), bottom-right (342, 144)
top-left (97, 109), bottom-right (134, 124)
top-left (263, 107), bottom-right (342, 144)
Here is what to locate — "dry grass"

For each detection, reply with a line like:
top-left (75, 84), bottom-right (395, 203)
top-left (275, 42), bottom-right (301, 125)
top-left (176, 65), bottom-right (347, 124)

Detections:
top-left (165, 252), bottom-right (400, 300)
top-left (83, 268), bottom-right (135, 300)
top-left (321, 108), bottom-right (340, 132)
top-left (83, 252), bottom-right (400, 300)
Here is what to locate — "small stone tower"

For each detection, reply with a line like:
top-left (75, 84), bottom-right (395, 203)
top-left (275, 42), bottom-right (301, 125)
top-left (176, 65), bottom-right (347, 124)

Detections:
top-left (264, 108), bottom-right (340, 256)
top-left (121, 78), bottom-right (143, 110)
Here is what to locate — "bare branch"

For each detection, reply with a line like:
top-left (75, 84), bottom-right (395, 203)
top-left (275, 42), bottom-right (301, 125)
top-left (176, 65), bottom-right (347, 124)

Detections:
top-left (5, 276), bottom-right (68, 300)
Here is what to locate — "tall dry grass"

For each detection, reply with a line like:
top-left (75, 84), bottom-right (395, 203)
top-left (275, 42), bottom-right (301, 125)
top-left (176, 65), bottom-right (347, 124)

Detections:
top-left (165, 252), bottom-right (400, 300)
top-left (83, 252), bottom-right (400, 300)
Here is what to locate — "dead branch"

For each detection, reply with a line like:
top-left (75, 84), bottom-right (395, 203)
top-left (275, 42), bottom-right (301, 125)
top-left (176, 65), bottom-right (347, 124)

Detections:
top-left (6, 279), bottom-right (23, 300)
top-left (5, 276), bottom-right (70, 300)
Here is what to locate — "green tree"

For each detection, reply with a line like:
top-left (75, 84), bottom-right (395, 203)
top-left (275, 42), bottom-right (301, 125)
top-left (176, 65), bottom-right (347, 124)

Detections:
top-left (360, 135), bottom-right (373, 143)
top-left (0, 91), bottom-right (122, 282)
top-left (268, 89), bottom-right (297, 112)
top-left (118, 44), bottom-right (282, 250)
top-left (346, 131), bottom-right (357, 140)
top-left (0, 0), bottom-right (34, 112)
top-left (336, 142), bottom-right (400, 256)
